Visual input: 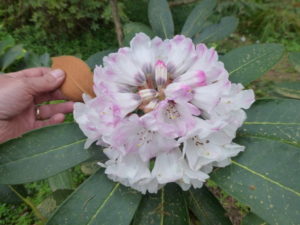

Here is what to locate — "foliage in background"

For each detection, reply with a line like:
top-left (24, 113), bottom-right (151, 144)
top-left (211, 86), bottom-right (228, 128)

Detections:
top-left (0, 0), bottom-right (109, 35)
top-left (1, 0), bottom-right (299, 58)
top-left (0, 34), bottom-right (51, 73)
top-left (0, 0), bottom-right (120, 58)
top-left (217, 0), bottom-right (300, 51)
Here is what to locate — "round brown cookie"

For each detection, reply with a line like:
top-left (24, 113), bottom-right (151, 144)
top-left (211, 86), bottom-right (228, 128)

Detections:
top-left (52, 56), bottom-right (95, 102)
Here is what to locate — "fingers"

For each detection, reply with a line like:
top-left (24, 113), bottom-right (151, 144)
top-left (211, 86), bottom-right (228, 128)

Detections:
top-left (37, 102), bottom-right (74, 120)
top-left (7, 67), bottom-right (51, 78)
top-left (25, 69), bottom-right (65, 94)
top-left (34, 113), bottom-right (65, 129)
top-left (34, 90), bottom-right (66, 104)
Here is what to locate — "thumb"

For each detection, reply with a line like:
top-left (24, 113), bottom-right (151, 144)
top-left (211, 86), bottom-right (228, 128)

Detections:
top-left (25, 69), bottom-right (65, 94)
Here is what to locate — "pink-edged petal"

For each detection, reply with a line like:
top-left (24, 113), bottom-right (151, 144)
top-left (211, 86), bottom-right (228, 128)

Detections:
top-left (150, 99), bottom-right (198, 138)
top-left (183, 128), bottom-right (245, 171)
top-left (113, 92), bottom-right (141, 116)
top-left (192, 80), bottom-right (231, 113)
top-left (188, 44), bottom-right (219, 72)
top-left (103, 47), bottom-right (145, 86)
top-left (163, 35), bottom-right (197, 78)
top-left (74, 95), bottom-right (122, 148)
top-left (205, 63), bottom-right (229, 84)
top-left (109, 114), bottom-right (178, 161)
top-left (130, 33), bottom-right (156, 72)
top-left (173, 70), bottom-right (206, 88)
top-left (104, 152), bottom-right (151, 185)
top-left (164, 83), bottom-right (193, 102)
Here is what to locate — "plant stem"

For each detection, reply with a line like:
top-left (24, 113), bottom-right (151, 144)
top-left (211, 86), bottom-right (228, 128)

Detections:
top-left (169, 0), bottom-right (198, 7)
top-left (8, 185), bottom-right (47, 224)
top-left (110, 0), bottom-right (124, 47)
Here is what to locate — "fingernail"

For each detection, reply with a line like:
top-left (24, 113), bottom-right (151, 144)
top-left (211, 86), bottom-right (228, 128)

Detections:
top-left (50, 69), bottom-right (65, 79)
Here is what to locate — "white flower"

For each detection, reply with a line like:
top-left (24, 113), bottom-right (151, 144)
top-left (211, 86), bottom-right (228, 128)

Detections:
top-left (74, 33), bottom-right (255, 193)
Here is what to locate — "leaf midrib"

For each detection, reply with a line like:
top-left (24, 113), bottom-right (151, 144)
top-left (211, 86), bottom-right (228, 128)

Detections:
top-left (227, 48), bottom-right (277, 76)
top-left (160, 187), bottom-right (165, 225)
top-left (0, 138), bottom-right (86, 166)
top-left (238, 133), bottom-right (300, 148)
top-left (86, 183), bottom-right (120, 225)
top-left (198, 24), bottom-right (222, 43)
top-left (198, 18), bottom-right (237, 43)
top-left (189, 190), bottom-right (213, 225)
top-left (244, 121), bottom-right (300, 125)
top-left (231, 160), bottom-right (300, 197)
top-left (160, 15), bottom-right (168, 39)
top-left (183, 3), bottom-right (213, 36)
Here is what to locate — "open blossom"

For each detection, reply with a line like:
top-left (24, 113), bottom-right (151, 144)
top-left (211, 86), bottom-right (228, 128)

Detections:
top-left (74, 33), bottom-right (255, 193)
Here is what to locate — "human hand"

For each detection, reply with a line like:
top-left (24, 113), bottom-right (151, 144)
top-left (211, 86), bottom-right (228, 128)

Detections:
top-left (0, 67), bottom-right (74, 143)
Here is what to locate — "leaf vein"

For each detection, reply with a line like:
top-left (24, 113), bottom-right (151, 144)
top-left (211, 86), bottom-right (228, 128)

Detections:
top-left (229, 51), bottom-right (274, 75)
top-left (232, 160), bottom-right (300, 197)
top-left (0, 138), bottom-right (86, 166)
top-left (160, 187), bottom-right (165, 225)
top-left (160, 16), bottom-right (168, 39)
top-left (244, 122), bottom-right (300, 125)
top-left (189, 190), bottom-right (213, 224)
top-left (238, 133), bottom-right (300, 148)
top-left (86, 183), bottom-right (120, 225)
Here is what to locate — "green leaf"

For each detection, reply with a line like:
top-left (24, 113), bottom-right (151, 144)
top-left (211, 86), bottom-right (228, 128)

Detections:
top-left (211, 99), bottom-right (300, 225)
top-left (39, 53), bottom-right (51, 67)
top-left (181, 0), bottom-right (217, 37)
top-left (221, 44), bottom-right (284, 85)
top-left (123, 22), bottom-right (155, 46)
top-left (24, 52), bottom-right (51, 68)
top-left (148, 0), bottom-right (174, 39)
top-left (0, 44), bottom-right (24, 71)
top-left (47, 169), bottom-right (141, 225)
top-left (85, 50), bottom-right (114, 70)
top-left (288, 52), bottom-right (300, 72)
top-left (132, 183), bottom-right (189, 225)
top-left (273, 82), bottom-right (300, 99)
top-left (0, 36), bottom-right (15, 55)
top-left (0, 184), bottom-right (26, 204)
top-left (0, 123), bottom-right (105, 184)
top-left (240, 99), bottom-right (300, 143)
top-left (24, 52), bottom-right (40, 68)
top-left (186, 187), bottom-right (232, 225)
top-left (194, 16), bottom-right (238, 44)
top-left (241, 213), bottom-right (269, 225)
top-left (48, 170), bottom-right (74, 192)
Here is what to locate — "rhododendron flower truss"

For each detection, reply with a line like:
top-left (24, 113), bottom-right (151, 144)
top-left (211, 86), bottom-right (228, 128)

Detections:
top-left (74, 33), bottom-right (255, 194)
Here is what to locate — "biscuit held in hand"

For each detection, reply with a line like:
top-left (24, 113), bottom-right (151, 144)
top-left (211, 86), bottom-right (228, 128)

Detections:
top-left (52, 56), bottom-right (95, 102)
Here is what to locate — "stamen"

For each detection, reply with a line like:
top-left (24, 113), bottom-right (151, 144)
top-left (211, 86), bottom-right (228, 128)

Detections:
top-left (138, 89), bottom-right (158, 102)
top-left (193, 136), bottom-right (204, 146)
top-left (165, 101), bottom-right (181, 120)
top-left (155, 60), bottom-right (168, 90)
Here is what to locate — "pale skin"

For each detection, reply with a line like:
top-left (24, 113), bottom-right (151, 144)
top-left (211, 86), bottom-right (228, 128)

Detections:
top-left (0, 67), bottom-right (74, 143)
